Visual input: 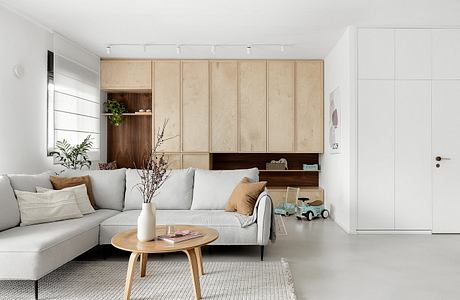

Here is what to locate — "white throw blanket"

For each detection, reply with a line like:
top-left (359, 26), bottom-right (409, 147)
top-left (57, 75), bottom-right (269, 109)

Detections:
top-left (234, 191), bottom-right (276, 241)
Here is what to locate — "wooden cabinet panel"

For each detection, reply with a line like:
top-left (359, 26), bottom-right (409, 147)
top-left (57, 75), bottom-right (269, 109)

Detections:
top-left (295, 61), bottom-right (324, 153)
top-left (239, 61), bottom-right (267, 152)
top-left (182, 61), bottom-right (209, 152)
top-left (268, 61), bottom-right (295, 152)
top-left (211, 61), bottom-right (238, 152)
top-left (153, 61), bottom-right (181, 152)
top-left (357, 80), bottom-right (395, 230)
top-left (182, 153), bottom-right (210, 169)
top-left (101, 60), bottom-right (151, 91)
top-left (358, 29), bottom-right (395, 79)
top-left (164, 153), bottom-right (182, 169)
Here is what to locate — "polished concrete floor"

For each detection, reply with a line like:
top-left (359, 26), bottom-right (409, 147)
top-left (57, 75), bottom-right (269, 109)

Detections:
top-left (82, 217), bottom-right (460, 300)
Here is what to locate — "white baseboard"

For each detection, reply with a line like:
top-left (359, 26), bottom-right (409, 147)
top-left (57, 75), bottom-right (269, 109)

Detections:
top-left (356, 230), bottom-right (432, 235)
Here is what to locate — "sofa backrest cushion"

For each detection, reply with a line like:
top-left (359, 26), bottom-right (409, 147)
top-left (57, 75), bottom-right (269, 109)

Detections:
top-left (124, 168), bottom-right (195, 210)
top-left (8, 172), bottom-right (53, 192)
top-left (0, 176), bottom-right (20, 231)
top-left (191, 168), bottom-right (259, 210)
top-left (60, 169), bottom-right (126, 211)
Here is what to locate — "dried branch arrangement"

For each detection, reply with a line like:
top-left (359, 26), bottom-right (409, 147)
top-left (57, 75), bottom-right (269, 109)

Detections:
top-left (135, 120), bottom-right (175, 203)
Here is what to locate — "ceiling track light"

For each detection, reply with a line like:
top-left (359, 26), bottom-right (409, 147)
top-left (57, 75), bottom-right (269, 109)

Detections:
top-left (280, 45), bottom-right (285, 52)
top-left (246, 45), bottom-right (252, 55)
top-left (211, 45), bottom-right (216, 55)
top-left (106, 46), bottom-right (111, 55)
top-left (176, 45), bottom-right (181, 54)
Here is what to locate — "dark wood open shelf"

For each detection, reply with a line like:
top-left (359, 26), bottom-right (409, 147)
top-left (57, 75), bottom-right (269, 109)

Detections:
top-left (107, 92), bottom-right (152, 168)
top-left (210, 153), bottom-right (319, 187)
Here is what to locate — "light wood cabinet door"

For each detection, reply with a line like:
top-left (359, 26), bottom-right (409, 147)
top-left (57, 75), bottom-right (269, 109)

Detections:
top-left (268, 61), bottom-right (295, 152)
top-left (164, 153), bottom-right (182, 169)
top-left (211, 61), bottom-right (238, 152)
top-left (239, 61), bottom-right (267, 152)
top-left (268, 187), bottom-right (324, 207)
top-left (182, 153), bottom-right (210, 169)
top-left (182, 61), bottom-right (209, 152)
top-left (101, 60), bottom-right (151, 91)
top-left (153, 61), bottom-right (181, 152)
top-left (295, 61), bottom-right (323, 153)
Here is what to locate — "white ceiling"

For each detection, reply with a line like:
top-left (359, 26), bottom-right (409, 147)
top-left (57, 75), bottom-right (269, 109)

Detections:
top-left (2, 0), bottom-right (460, 59)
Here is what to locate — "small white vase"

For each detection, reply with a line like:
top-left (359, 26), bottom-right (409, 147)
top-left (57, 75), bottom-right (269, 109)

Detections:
top-left (137, 202), bottom-right (156, 242)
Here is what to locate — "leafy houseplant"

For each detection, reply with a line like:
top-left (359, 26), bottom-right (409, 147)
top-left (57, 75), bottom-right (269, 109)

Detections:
top-left (50, 135), bottom-right (93, 170)
top-left (104, 99), bottom-right (126, 126)
top-left (135, 121), bottom-right (173, 241)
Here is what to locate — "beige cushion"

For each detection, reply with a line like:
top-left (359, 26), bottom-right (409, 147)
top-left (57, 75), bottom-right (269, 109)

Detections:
top-left (50, 175), bottom-right (96, 208)
top-left (225, 177), bottom-right (267, 216)
top-left (36, 184), bottom-right (95, 215)
top-left (15, 190), bottom-right (83, 226)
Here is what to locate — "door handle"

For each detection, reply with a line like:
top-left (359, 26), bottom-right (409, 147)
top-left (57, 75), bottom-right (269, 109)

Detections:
top-left (435, 156), bottom-right (451, 161)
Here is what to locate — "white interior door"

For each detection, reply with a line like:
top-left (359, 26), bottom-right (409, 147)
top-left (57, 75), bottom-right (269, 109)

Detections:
top-left (432, 81), bottom-right (460, 233)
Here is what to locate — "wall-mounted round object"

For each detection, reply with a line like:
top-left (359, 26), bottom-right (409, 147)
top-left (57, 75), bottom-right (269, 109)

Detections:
top-left (13, 64), bottom-right (25, 79)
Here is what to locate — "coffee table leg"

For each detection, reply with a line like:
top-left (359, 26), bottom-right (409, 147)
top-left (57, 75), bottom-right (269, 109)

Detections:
top-left (195, 247), bottom-right (204, 276)
top-left (124, 252), bottom-right (140, 300)
top-left (140, 253), bottom-right (148, 277)
top-left (184, 249), bottom-right (201, 300)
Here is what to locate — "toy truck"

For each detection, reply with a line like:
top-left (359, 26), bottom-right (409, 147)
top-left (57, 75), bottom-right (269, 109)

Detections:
top-left (295, 198), bottom-right (329, 221)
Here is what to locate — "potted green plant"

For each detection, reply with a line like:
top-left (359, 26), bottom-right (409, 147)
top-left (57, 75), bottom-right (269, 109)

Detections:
top-left (49, 135), bottom-right (93, 170)
top-left (104, 99), bottom-right (126, 126)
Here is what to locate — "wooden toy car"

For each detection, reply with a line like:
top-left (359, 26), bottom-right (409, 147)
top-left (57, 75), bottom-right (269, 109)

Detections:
top-left (295, 198), bottom-right (329, 221)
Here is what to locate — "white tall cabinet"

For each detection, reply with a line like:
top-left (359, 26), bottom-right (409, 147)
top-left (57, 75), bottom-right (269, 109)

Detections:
top-left (357, 28), bottom-right (433, 231)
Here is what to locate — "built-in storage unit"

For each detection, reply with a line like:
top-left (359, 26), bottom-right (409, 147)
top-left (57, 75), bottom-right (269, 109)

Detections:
top-left (356, 28), bottom-right (460, 233)
top-left (101, 59), bottom-right (324, 189)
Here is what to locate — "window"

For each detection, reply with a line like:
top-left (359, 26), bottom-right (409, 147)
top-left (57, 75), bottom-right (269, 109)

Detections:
top-left (47, 36), bottom-right (100, 161)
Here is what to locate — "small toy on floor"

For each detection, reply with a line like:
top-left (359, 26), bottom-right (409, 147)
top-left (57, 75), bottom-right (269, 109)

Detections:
top-left (295, 198), bottom-right (329, 221)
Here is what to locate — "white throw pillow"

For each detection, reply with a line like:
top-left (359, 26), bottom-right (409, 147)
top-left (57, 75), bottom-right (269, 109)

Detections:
top-left (191, 168), bottom-right (259, 210)
top-left (15, 189), bottom-right (83, 226)
top-left (36, 184), bottom-right (95, 215)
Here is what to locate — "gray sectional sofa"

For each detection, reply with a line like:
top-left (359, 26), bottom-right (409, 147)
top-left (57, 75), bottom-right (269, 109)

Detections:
top-left (0, 167), bottom-right (272, 299)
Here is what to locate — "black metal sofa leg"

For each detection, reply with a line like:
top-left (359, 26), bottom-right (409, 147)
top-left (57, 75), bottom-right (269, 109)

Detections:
top-left (260, 245), bottom-right (265, 261)
top-left (34, 280), bottom-right (38, 300)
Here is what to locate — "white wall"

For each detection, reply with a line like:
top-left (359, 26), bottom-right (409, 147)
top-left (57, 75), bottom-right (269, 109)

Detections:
top-left (0, 5), bottom-right (104, 174)
top-left (320, 26), bottom-right (357, 233)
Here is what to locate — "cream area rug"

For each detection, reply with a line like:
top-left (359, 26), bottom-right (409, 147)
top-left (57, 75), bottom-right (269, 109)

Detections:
top-left (0, 259), bottom-right (296, 300)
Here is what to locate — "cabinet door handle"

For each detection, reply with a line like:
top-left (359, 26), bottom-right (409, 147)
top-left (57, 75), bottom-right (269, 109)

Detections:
top-left (435, 156), bottom-right (451, 161)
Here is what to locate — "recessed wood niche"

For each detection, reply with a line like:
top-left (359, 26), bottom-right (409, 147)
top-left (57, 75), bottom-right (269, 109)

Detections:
top-left (107, 92), bottom-right (152, 168)
top-left (211, 153), bottom-right (319, 187)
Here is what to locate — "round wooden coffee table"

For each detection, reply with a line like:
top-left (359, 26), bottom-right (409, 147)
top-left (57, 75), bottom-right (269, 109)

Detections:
top-left (112, 225), bottom-right (219, 300)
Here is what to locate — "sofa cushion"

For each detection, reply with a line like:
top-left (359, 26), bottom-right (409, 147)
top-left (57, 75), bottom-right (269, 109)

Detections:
top-left (49, 175), bottom-right (96, 208)
top-left (60, 169), bottom-right (126, 211)
top-left (99, 210), bottom-right (258, 245)
top-left (8, 172), bottom-right (53, 192)
top-left (0, 209), bottom-right (118, 280)
top-left (124, 168), bottom-right (195, 211)
top-left (191, 168), bottom-right (259, 210)
top-left (0, 176), bottom-right (20, 231)
top-left (36, 184), bottom-right (95, 215)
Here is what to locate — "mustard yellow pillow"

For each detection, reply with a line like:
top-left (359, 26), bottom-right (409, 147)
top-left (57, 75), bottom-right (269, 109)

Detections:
top-left (225, 177), bottom-right (267, 216)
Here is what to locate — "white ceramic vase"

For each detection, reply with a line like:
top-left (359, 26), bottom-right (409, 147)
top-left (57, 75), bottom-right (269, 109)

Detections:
top-left (137, 202), bottom-right (156, 242)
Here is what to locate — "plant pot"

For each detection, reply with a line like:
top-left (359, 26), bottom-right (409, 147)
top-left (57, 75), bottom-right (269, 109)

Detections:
top-left (137, 203), bottom-right (156, 242)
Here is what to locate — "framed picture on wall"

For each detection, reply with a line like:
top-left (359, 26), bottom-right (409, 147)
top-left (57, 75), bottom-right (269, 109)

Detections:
top-left (329, 87), bottom-right (341, 154)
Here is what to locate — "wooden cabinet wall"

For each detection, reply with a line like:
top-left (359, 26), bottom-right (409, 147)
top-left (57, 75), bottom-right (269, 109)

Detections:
top-left (239, 61), bottom-right (267, 152)
top-left (268, 187), bottom-right (324, 207)
top-left (101, 60), bottom-right (151, 91)
top-left (102, 59), bottom-right (324, 169)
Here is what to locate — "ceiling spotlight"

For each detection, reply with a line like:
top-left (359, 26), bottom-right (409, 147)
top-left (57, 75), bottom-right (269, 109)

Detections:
top-left (176, 45), bottom-right (181, 54)
top-left (211, 45), bottom-right (216, 55)
top-left (246, 45), bottom-right (252, 55)
top-left (143, 45), bottom-right (147, 52)
top-left (280, 45), bottom-right (285, 52)
top-left (106, 46), bottom-right (111, 55)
